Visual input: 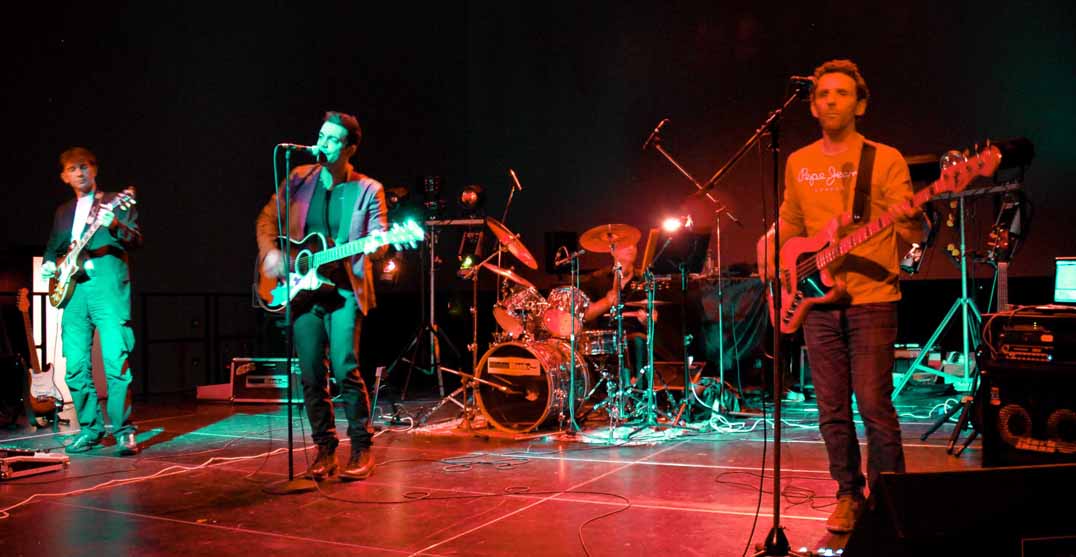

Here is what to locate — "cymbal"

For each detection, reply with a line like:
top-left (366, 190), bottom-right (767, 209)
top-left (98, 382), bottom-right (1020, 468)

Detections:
top-left (480, 262), bottom-right (535, 290)
top-left (624, 300), bottom-right (672, 307)
top-left (578, 223), bottom-right (641, 253)
top-left (486, 217), bottom-right (538, 270)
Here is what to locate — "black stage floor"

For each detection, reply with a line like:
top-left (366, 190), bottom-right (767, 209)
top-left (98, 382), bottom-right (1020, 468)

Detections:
top-left (0, 382), bottom-right (1000, 556)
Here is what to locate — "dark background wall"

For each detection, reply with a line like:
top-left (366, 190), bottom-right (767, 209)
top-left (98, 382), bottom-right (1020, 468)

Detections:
top-left (2, 2), bottom-right (1074, 390)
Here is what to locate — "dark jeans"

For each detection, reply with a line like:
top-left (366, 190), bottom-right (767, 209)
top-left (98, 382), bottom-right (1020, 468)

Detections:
top-left (293, 292), bottom-right (372, 451)
top-left (803, 302), bottom-right (905, 499)
top-left (62, 272), bottom-right (135, 439)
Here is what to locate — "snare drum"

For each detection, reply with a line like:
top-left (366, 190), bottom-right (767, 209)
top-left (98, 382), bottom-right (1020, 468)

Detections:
top-left (541, 286), bottom-right (590, 338)
top-left (492, 286), bottom-right (547, 339)
top-left (581, 329), bottom-right (623, 356)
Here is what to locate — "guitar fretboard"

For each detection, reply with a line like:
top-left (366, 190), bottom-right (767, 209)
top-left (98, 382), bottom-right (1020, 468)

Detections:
top-left (309, 233), bottom-right (382, 267)
top-left (813, 184), bottom-right (938, 269)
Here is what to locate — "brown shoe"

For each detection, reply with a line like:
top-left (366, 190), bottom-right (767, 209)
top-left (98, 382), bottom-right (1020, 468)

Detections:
top-left (304, 445), bottom-right (338, 481)
top-left (338, 447), bottom-right (374, 481)
top-left (825, 495), bottom-right (865, 534)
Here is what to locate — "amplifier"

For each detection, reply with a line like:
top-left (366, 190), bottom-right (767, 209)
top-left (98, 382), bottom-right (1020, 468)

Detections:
top-left (984, 308), bottom-right (1076, 365)
top-left (231, 357), bottom-right (303, 403)
top-left (978, 358), bottom-right (1076, 467)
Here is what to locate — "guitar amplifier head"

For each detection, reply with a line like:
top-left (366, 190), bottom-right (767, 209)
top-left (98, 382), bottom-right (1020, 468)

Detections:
top-left (230, 357), bottom-right (303, 403)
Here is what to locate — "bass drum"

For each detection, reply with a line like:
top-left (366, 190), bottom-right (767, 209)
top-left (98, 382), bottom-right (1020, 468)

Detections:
top-left (474, 340), bottom-right (590, 433)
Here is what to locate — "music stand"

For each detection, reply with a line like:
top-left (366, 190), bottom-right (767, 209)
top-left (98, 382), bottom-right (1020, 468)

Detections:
top-left (637, 229), bottom-right (709, 427)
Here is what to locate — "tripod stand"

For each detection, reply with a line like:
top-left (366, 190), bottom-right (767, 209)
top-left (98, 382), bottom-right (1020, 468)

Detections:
top-left (893, 193), bottom-right (980, 400)
top-left (386, 221), bottom-right (462, 404)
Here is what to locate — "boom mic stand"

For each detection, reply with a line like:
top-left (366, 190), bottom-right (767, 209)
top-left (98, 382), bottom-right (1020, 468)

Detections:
top-left (692, 82), bottom-right (812, 556)
top-left (644, 121), bottom-right (743, 416)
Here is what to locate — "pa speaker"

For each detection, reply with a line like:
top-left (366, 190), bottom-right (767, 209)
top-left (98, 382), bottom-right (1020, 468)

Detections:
top-left (844, 465), bottom-right (1076, 556)
top-left (978, 359), bottom-right (1076, 467)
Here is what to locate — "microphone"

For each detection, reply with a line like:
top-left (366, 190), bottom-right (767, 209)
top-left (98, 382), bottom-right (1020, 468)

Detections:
top-left (642, 118), bottom-right (669, 151)
top-left (278, 143), bottom-right (321, 156)
top-left (789, 75), bottom-right (815, 85)
top-left (554, 248), bottom-right (586, 267)
top-left (508, 168), bottom-right (523, 191)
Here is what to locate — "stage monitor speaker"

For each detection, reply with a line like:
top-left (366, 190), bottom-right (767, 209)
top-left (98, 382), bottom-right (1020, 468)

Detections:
top-left (978, 358), bottom-right (1076, 467)
top-left (231, 357), bottom-right (302, 403)
top-left (844, 464), bottom-right (1076, 556)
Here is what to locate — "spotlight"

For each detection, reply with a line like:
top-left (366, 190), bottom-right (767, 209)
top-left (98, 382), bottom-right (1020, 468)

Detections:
top-left (661, 215), bottom-right (693, 233)
top-left (458, 184), bottom-right (486, 216)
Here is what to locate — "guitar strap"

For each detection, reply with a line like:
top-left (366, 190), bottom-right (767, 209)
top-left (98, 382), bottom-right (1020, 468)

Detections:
top-left (852, 142), bottom-right (876, 224)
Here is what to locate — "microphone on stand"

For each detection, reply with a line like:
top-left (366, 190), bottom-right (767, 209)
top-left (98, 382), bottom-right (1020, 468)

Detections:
top-left (278, 143), bottom-right (321, 156)
top-left (642, 118), bottom-right (670, 151)
top-left (789, 75), bottom-right (815, 98)
top-left (554, 248), bottom-right (587, 267)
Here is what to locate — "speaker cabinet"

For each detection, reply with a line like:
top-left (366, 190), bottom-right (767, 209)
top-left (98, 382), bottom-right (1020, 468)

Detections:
top-left (845, 465), bottom-right (1076, 556)
top-left (978, 358), bottom-right (1076, 467)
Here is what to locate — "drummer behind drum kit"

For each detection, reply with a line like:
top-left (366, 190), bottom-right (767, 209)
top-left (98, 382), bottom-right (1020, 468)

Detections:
top-left (468, 219), bottom-right (664, 434)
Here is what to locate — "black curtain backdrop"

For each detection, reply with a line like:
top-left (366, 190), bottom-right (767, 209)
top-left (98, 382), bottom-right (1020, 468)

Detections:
top-left (3, 3), bottom-right (1073, 362)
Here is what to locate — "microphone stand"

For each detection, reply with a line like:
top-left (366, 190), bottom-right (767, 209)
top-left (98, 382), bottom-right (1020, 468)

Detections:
top-left (692, 85), bottom-right (810, 557)
top-left (266, 148), bottom-right (317, 494)
top-left (645, 125), bottom-right (742, 416)
top-left (496, 170), bottom-right (523, 315)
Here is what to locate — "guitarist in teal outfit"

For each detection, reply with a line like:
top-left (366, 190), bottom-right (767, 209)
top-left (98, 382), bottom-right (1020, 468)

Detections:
top-left (256, 111), bottom-right (388, 481)
top-left (42, 147), bottom-right (142, 455)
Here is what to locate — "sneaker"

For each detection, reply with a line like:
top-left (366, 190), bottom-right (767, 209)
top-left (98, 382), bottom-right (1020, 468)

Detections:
top-left (825, 495), bottom-right (865, 534)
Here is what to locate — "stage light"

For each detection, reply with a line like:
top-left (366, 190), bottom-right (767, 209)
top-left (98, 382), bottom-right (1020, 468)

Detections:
top-left (458, 184), bottom-right (486, 216)
top-left (661, 215), bottom-right (693, 233)
top-left (379, 255), bottom-right (400, 283)
top-left (457, 229), bottom-right (484, 277)
top-left (421, 175), bottom-right (445, 220)
top-left (385, 186), bottom-right (410, 211)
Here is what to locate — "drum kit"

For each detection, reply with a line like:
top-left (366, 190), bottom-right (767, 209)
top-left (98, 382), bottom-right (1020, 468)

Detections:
top-left (464, 219), bottom-right (666, 434)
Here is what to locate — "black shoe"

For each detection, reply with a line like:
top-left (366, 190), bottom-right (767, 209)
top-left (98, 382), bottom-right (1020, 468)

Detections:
top-left (304, 445), bottom-right (338, 481)
top-left (65, 432), bottom-right (104, 454)
top-left (118, 432), bottom-right (140, 456)
top-left (339, 447), bottom-right (375, 481)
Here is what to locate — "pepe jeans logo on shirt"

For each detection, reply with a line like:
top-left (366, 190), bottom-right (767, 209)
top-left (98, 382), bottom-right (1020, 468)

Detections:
top-left (797, 165), bottom-right (857, 193)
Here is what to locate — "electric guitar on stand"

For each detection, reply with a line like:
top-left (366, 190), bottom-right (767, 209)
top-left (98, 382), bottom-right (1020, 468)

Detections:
top-left (769, 142), bottom-right (1002, 334)
top-left (48, 187), bottom-right (137, 309)
top-left (255, 221), bottom-right (425, 313)
top-left (17, 289), bottom-right (65, 424)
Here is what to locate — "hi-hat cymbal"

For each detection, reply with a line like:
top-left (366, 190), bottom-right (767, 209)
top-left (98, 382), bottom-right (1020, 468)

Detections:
top-left (579, 223), bottom-right (641, 253)
top-left (486, 217), bottom-right (538, 270)
top-left (480, 262), bottom-right (536, 290)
